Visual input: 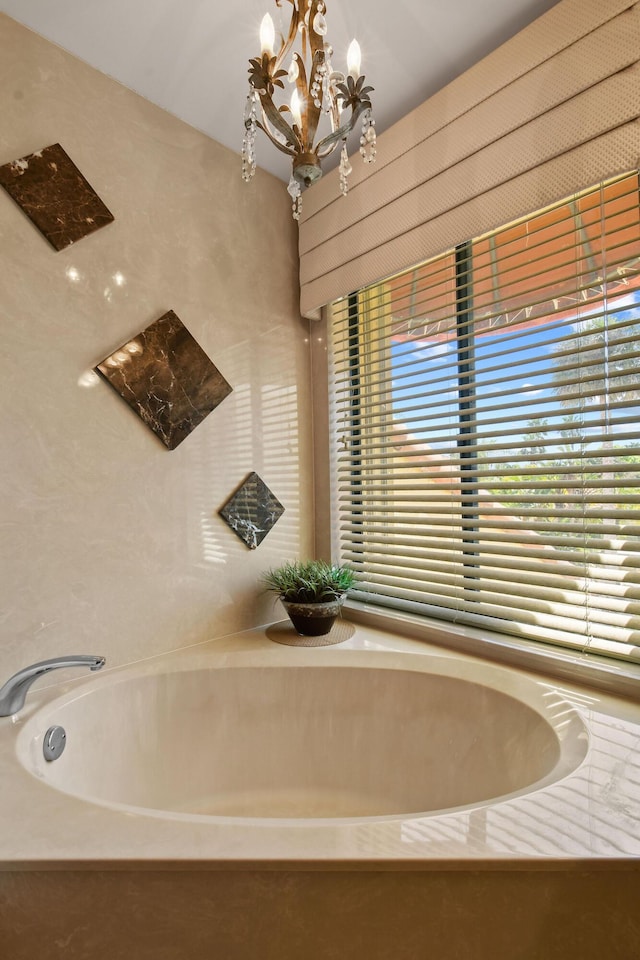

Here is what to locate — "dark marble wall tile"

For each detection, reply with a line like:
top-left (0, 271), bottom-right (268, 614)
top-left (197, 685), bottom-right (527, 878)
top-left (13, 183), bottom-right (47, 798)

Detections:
top-left (96, 310), bottom-right (233, 450)
top-left (0, 143), bottom-right (114, 250)
top-left (219, 472), bottom-right (285, 549)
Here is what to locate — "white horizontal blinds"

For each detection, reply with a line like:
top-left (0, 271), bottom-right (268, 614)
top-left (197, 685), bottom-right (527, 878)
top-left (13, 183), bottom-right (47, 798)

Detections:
top-left (331, 172), bottom-right (640, 662)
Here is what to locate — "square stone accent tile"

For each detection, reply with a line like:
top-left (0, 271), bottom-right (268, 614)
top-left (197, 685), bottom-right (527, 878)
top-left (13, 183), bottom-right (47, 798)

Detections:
top-left (96, 310), bottom-right (232, 450)
top-left (0, 143), bottom-right (114, 250)
top-left (219, 472), bottom-right (285, 549)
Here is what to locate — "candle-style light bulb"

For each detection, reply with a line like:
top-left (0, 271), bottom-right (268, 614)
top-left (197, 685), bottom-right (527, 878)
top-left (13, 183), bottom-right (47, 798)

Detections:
top-left (290, 89), bottom-right (302, 128)
top-left (260, 13), bottom-right (275, 56)
top-left (347, 39), bottom-right (361, 79)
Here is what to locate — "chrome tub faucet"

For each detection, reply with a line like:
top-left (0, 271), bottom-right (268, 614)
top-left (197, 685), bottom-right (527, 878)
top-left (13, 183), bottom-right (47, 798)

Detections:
top-left (0, 655), bottom-right (105, 716)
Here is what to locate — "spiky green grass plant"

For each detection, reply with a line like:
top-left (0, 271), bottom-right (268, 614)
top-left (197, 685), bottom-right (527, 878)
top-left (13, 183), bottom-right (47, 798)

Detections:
top-left (261, 560), bottom-right (354, 603)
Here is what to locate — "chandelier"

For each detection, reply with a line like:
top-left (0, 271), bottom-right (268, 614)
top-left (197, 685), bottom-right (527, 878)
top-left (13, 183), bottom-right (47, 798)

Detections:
top-left (242, 0), bottom-right (376, 219)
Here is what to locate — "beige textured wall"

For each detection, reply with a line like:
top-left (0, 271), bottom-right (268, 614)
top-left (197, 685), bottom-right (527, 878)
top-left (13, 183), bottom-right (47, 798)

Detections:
top-left (0, 15), bottom-right (311, 679)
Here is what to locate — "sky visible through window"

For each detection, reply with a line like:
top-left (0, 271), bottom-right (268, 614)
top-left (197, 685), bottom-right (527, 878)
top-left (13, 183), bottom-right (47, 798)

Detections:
top-left (390, 288), bottom-right (640, 455)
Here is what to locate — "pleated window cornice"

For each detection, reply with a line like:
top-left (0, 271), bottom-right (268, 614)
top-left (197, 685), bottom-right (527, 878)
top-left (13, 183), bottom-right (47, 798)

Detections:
top-left (299, 0), bottom-right (640, 317)
top-left (330, 172), bottom-right (640, 663)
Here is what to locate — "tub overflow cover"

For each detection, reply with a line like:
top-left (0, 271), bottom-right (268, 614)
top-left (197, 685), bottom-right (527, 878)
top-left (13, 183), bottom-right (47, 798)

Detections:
top-left (43, 725), bottom-right (67, 762)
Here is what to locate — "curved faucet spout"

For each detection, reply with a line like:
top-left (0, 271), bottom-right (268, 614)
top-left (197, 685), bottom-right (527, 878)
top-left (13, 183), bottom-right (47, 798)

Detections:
top-left (0, 655), bottom-right (106, 716)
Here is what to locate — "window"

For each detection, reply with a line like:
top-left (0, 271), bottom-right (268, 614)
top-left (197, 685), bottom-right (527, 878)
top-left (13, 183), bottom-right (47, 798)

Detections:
top-left (330, 172), bottom-right (640, 663)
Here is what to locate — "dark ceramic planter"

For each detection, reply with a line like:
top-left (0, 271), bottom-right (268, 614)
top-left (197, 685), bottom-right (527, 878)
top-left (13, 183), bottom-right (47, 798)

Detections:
top-left (280, 597), bottom-right (345, 637)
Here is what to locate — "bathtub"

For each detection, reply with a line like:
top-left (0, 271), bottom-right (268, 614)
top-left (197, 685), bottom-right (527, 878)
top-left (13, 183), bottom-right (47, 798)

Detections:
top-left (16, 652), bottom-right (588, 822)
top-left (1, 621), bottom-right (640, 959)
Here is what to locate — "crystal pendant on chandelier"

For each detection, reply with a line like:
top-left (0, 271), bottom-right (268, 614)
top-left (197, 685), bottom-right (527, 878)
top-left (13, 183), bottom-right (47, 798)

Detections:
top-left (339, 142), bottom-right (352, 197)
top-left (359, 108), bottom-right (376, 164)
top-left (312, 12), bottom-right (327, 36)
top-left (241, 92), bottom-right (258, 183)
top-left (287, 175), bottom-right (302, 220)
top-left (243, 1), bottom-right (376, 218)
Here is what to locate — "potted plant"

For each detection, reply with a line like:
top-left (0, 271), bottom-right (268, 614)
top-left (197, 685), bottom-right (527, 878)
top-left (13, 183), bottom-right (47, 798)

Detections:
top-left (262, 559), bottom-right (355, 639)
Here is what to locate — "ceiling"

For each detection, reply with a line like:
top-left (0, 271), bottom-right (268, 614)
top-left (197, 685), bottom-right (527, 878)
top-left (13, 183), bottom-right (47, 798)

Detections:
top-left (0, 0), bottom-right (562, 182)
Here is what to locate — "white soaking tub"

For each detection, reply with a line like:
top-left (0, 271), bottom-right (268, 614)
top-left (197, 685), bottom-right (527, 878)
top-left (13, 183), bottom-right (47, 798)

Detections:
top-left (15, 656), bottom-right (585, 822)
top-left (2, 622), bottom-right (640, 960)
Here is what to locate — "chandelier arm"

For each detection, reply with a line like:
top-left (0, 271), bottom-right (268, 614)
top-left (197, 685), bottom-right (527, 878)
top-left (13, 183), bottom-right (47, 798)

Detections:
top-left (255, 87), bottom-right (301, 151)
top-left (293, 53), bottom-right (308, 142)
top-left (299, 0), bottom-right (316, 62)
top-left (308, 0), bottom-right (325, 60)
top-left (272, 0), bottom-right (300, 73)
top-left (299, 1), bottom-right (332, 152)
top-left (255, 120), bottom-right (298, 157)
top-left (293, 54), bottom-right (318, 153)
top-left (326, 84), bottom-right (342, 131)
top-left (303, 49), bottom-right (324, 150)
top-left (315, 100), bottom-right (368, 158)
top-left (323, 75), bottom-right (344, 140)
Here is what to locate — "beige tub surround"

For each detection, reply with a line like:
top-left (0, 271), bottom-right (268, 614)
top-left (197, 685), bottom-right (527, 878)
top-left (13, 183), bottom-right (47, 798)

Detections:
top-left (2, 623), bottom-right (639, 958)
top-left (1, 622), bottom-right (639, 866)
top-left (1, 869), bottom-right (638, 960)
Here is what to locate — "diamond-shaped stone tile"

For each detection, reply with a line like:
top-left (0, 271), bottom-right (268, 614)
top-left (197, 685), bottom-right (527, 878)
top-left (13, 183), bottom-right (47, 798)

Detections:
top-left (219, 472), bottom-right (284, 549)
top-left (0, 143), bottom-right (114, 250)
top-left (96, 310), bottom-right (232, 450)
